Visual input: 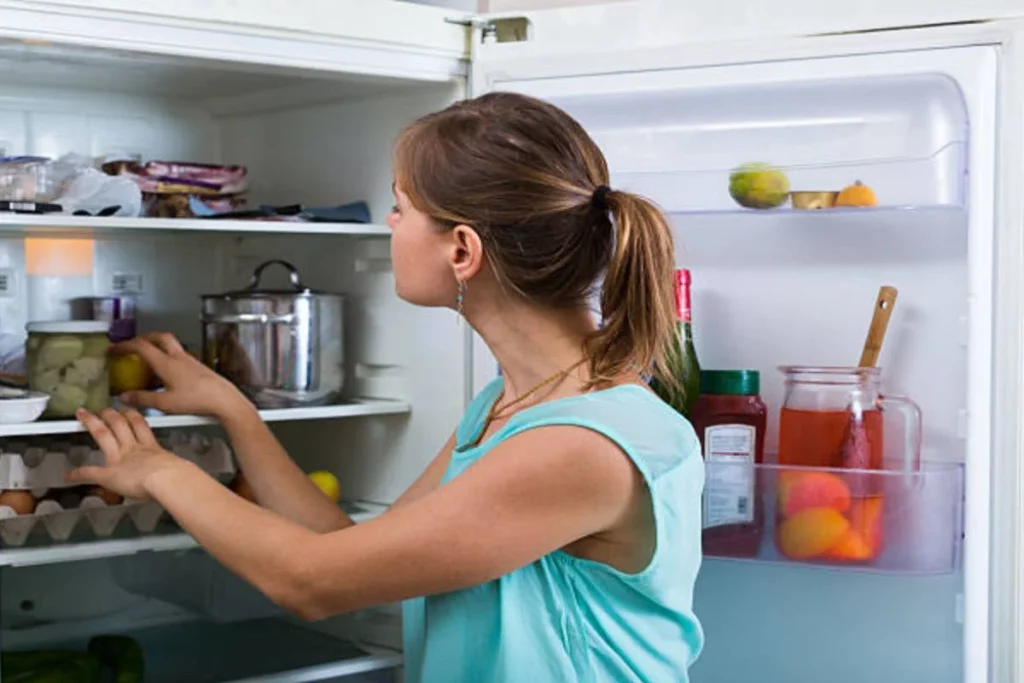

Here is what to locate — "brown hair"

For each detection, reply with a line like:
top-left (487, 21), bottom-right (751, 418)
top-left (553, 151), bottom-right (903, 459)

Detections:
top-left (394, 92), bottom-right (679, 391)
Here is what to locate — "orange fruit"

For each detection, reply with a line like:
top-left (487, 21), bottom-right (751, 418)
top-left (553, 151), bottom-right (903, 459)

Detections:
top-left (847, 496), bottom-right (884, 555)
top-left (835, 180), bottom-right (878, 207)
top-left (778, 507), bottom-right (850, 560)
top-left (824, 529), bottom-right (873, 561)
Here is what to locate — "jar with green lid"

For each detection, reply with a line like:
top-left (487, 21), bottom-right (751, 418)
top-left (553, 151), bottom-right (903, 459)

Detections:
top-left (689, 369), bottom-right (767, 558)
top-left (26, 321), bottom-right (110, 418)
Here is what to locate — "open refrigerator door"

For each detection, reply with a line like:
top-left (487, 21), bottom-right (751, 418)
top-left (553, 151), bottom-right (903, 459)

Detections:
top-left (472, 19), bottom-right (1024, 683)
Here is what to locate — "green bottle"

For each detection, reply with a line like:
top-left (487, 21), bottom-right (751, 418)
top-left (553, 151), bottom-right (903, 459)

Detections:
top-left (652, 268), bottom-right (701, 417)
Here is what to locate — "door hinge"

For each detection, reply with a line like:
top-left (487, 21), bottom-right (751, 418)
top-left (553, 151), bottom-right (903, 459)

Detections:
top-left (445, 16), bottom-right (530, 44)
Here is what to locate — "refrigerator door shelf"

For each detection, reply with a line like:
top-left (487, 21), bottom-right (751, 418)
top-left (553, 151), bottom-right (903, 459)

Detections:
top-left (703, 461), bottom-right (964, 575)
top-left (614, 142), bottom-right (966, 215)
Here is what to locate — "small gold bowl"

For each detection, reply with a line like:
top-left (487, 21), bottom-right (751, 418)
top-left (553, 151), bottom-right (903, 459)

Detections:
top-left (790, 191), bottom-right (839, 210)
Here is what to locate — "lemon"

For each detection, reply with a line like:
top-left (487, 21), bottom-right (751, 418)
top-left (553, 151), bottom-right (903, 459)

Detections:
top-left (109, 353), bottom-right (152, 394)
top-left (309, 471), bottom-right (341, 503)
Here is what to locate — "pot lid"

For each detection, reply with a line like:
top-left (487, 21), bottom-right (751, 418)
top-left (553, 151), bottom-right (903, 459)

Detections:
top-left (203, 259), bottom-right (335, 299)
top-left (27, 320), bottom-right (110, 334)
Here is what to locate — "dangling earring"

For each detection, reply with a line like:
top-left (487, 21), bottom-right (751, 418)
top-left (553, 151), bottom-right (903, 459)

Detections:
top-left (456, 279), bottom-right (467, 318)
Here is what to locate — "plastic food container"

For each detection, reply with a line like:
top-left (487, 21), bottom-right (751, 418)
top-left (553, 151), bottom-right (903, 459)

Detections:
top-left (0, 387), bottom-right (49, 424)
top-left (25, 321), bottom-right (111, 418)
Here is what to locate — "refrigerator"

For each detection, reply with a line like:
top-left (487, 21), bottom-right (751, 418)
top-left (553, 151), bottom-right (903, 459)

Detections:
top-left (0, 1), bottom-right (1018, 681)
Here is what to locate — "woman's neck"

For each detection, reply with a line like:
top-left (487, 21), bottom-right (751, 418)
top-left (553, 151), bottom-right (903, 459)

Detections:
top-left (465, 297), bottom-right (595, 400)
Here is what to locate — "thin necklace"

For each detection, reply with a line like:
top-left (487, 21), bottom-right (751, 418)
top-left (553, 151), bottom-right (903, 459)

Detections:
top-left (474, 358), bottom-right (588, 445)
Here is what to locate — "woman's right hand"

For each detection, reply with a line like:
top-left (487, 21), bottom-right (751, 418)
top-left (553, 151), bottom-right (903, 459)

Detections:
top-left (115, 333), bottom-right (252, 421)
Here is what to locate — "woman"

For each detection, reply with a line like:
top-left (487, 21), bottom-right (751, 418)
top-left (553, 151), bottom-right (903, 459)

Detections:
top-left (69, 92), bottom-right (705, 682)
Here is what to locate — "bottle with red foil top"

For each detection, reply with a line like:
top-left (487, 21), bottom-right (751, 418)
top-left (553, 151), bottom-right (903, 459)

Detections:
top-left (651, 268), bottom-right (701, 417)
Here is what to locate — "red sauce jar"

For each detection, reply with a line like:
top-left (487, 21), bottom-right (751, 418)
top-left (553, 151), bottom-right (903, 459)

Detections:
top-left (690, 370), bottom-right (767, 558)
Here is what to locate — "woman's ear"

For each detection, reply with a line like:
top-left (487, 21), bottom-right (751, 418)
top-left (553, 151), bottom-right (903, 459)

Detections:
top-left (449, 224), bottom-right (485, 283)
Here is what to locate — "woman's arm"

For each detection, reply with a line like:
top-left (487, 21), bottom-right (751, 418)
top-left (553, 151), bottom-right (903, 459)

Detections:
top-left (119, 334), bottom-right (350, 532)
top-left (219, 405), bottom-right (351, 532)
top-left (71, 409), bottom-right (640, 620)
top-left (390, 432), bottom-right (455, 509)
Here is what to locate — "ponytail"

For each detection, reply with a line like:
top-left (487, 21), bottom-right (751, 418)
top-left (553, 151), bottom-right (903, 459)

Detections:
top-left (585, 190), bottom-right (679, 392)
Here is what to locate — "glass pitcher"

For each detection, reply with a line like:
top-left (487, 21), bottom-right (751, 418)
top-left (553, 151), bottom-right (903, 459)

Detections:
top-left (777, 366), bottom-right (921, 472)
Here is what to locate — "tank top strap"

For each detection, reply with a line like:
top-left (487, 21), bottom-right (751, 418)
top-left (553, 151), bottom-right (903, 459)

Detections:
top-left (454, 378), bottom-right (504, 451)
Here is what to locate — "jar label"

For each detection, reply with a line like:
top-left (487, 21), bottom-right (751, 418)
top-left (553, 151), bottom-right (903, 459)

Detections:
top-left (703, 424), bottom-right (755, 529)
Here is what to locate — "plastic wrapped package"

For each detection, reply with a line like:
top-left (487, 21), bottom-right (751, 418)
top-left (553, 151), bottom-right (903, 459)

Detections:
top-left (102, 160), bottom-right (248, 196)
top-left (57, 168), bottom-right (142, 217)
top-left (0, 155), bottom-right (88, 202)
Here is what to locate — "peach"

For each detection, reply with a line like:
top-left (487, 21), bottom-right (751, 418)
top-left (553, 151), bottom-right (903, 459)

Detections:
top-left (777, 507), bottom-right (851, 560)
top-left (778, 471), bottom-right (851, 518)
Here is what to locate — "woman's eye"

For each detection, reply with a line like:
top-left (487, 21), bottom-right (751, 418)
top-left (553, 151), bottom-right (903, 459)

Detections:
top-left (391, 204), bottom-right (400, 215)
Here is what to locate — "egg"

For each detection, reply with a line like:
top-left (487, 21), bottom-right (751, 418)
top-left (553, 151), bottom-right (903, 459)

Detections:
top-left (0, 490), bottom-right (36, 515)
top-left (85, 486), bottom-right (123, 506)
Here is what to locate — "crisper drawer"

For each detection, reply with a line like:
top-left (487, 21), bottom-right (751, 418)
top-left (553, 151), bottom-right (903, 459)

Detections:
top-left (12, 618), bottom-right (402, 683)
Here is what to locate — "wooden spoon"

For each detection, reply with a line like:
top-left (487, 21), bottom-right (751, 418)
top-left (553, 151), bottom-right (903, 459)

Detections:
top-left (858, 286), bottom-right (898, 368)
top-left (840, 286), bottom-right (898, 478)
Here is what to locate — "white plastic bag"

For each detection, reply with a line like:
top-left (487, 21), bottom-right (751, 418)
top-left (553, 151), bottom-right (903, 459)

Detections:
top-left (56, 167), bottom-right (142, 217)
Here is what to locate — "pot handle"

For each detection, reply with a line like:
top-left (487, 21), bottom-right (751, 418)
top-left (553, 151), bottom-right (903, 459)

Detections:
top-left (202, 312), bottom-right (297, 325)
top-left (248, 259), bottom-right (306, 291)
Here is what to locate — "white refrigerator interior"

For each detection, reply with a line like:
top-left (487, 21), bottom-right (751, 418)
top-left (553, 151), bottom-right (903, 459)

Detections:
top-left (0, 4), bottom-right (1010, 682)
top-left (0, 25), bottom-right (471, 683)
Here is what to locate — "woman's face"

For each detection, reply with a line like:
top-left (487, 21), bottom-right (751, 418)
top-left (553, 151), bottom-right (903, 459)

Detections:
top-left (387, 183), bottom-right (458, 308)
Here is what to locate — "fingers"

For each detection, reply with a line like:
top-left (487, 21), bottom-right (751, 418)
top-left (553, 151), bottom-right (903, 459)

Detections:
top-left (115, 338), bottom-right (171, 377)
top-left (119, 389), bottom-right (168, 411)
top-left (122, 408), bottom-right (158, 446)
top-left (66, 465), bottom-right (107, 485)
top-left (97, 408), bottom-right (137, 448)
top-left (141, 332), bottom-right (186, 356)
top-left (76, 409), bottom-right (121, 460)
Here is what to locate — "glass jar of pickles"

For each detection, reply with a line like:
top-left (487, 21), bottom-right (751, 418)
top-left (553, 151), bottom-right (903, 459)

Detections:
top-left (26, 321), bottom-right (110, 418)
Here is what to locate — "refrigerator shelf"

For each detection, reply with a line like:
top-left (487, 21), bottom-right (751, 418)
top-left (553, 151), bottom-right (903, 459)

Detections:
top-left (0, 501), bottom-right (386, 568)
top-left (0, 399), bottom-right (411, 438)
top-left (612, 143), bottom-right (965, 214)
top-left (0, 214), bottom-right (393, 237)
top-left (702, 461), bottom-right (964, 575)
top-left (110, 502), bottom-right (388, 624)
top-left (5, 617), bottom-right (402, 683)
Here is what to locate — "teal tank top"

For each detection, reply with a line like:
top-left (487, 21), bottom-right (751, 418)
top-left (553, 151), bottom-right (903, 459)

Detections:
top-left (402, 380), bottom-right (705, 682)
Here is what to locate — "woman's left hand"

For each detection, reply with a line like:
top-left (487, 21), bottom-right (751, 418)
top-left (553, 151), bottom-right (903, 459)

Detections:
top-left (67, 407), bottom-right (183, 500)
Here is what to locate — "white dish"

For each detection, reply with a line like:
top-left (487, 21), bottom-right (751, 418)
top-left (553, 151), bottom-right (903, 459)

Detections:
top-left (0, 387), bottom-right (49, 424)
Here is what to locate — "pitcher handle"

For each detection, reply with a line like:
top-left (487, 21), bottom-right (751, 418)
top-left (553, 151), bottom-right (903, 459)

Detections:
top-left (878, 394), bottom-right (922, 472)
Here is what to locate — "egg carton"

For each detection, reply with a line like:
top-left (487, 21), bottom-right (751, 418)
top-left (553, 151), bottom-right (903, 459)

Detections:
top-left (0, 497), bottom-right (168, 546)
top-left (0, 432), bottom-right (235, 492)
top-left (0, 431), bottom-right (236, 546)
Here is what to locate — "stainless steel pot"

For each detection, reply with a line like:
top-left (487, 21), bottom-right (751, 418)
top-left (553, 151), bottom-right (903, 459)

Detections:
top-left (201, 260), bottom-right (344, 409)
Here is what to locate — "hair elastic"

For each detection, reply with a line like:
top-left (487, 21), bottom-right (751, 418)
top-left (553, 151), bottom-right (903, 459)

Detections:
top-left (591, 185), bottom-right (612, 212)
